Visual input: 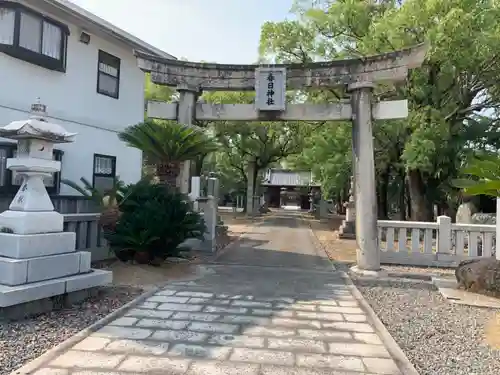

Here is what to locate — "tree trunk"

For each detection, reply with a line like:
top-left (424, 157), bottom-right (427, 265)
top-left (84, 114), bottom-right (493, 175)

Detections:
top-left (399, 169), bottom-right (406, 220)
top-left (377, 166), bottom-right (390, 219)
top-left (405, 178), bottom-right (412, 221)
top-left (408, 169), bottom-right (432, 221)
top-left (336, 193), bottom-right (343, 214)
top-left (251, 166), bottom-right (259, 197)
top-left (99, 205), bottom-right (121, 234)
top-left (156, 162), bottom-right (181, 189)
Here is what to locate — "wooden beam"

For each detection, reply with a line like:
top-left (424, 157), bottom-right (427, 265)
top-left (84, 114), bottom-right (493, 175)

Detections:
top-left (147, 100), bottom-right (408, 122)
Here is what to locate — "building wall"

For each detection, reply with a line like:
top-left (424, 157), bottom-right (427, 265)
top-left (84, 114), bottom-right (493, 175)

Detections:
top-left (0, 1), bottom-right (144, 195)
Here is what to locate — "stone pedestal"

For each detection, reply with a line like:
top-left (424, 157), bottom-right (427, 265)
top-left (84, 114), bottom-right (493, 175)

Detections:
top-left (339, 177), bottom-right (356, 239)
top-left (0, 101), bottom-right (112, 314)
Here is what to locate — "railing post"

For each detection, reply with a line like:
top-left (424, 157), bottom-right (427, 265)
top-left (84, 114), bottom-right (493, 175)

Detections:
top-left (437, 215), bottom-right (452, 254)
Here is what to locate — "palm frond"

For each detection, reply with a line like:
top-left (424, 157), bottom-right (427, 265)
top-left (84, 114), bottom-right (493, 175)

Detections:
top-left (118, 120), bottom-right (218, 164)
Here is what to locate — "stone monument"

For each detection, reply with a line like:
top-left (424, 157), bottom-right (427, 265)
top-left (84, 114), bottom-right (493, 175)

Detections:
top-left (339, 176), bottom-right (356, 239)
top-left (0, 100), bottom-right (112, 317)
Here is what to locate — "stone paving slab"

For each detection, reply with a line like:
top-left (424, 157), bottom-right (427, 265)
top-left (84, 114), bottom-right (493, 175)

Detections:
top-left (32, 286), bottom-right (403, 375)
top-left (28, 212), bottom-right (408, 375)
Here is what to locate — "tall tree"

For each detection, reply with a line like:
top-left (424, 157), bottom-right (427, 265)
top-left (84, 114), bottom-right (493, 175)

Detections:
top-left (261, 0), bottom-right (500, 220)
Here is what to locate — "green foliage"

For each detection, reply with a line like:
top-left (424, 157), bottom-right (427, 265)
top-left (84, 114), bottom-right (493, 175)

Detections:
top-left (118, 120), bottom-right (218, 166)
top-left (61, 176), bottom-right (127, 209)
top-left (452, 154), bottom-right (500, 197)
top-left (106, 180), bottom-right (205, 262)
top-left (144, 73), bottom-right (176, 103)
top-left (286, 122), bottom-right (352, 199)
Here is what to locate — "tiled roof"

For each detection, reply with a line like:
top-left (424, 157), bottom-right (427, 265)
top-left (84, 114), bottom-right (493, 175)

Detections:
top-left (262, 169), bottom-right (319, 187)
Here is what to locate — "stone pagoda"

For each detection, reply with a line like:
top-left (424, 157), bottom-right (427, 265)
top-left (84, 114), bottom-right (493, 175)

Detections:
top-left (0, 100), bottom-right (112, 317)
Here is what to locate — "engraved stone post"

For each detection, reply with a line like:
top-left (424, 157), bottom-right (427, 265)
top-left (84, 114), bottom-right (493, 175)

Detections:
top-left (189, 176), bottom-right (201, 211)
top-left (349, 82), bottom-right (380, 272)
top-left (197, 196), bottom-right (217, 252)
top-left (177, 83), bottom-right (200, 194)
top-left (338, 176), bottom-right (356, 238)
top-left (207, 177), bottom-right (220, 222)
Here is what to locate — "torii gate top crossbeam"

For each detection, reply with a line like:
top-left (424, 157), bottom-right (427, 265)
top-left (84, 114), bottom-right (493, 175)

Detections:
top-left (135, 44), bottom-right (426, 91)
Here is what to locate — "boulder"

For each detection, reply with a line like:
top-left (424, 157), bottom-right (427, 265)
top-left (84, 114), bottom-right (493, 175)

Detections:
top-left (455, 258), bottom-right (500, 296)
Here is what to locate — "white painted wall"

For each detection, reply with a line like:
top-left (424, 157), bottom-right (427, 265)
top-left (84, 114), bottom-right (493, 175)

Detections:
top-left (0, 1), bottom-right (145, 195)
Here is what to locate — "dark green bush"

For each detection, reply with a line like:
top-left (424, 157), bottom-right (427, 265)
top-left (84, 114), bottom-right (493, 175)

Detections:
top-left (105, 180), bottom-right (205, 263)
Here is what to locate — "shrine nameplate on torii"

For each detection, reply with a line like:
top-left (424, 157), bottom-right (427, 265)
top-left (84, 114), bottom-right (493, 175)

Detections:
top-left (254, 67), bottom-right (287, 112)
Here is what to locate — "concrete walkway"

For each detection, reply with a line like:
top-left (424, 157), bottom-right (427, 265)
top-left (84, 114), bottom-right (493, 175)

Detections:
top-left (31, 211), bottom-right (406, 375)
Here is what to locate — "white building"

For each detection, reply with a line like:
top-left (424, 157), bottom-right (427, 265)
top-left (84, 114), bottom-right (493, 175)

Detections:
top-left (0, 0), bottom-right (175, 199)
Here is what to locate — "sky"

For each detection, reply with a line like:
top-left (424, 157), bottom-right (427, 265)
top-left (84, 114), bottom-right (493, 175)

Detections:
top-left (69, 0), bottom-right (294, 64)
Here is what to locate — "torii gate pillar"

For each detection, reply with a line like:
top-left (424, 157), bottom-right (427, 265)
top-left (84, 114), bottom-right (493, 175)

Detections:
top-left (348, 82), bottom-right (379, 272)
top-left (177, 83), bottom-right (200, 194)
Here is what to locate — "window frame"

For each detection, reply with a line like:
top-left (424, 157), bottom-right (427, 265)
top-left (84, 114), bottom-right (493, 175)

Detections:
top-left (0, 1), bottom-right (69, 72)
top-left (96, 50), bottom-right (121, 99)
top-left (92, 153), bottom-right (116, 189)
top-left (0, 142), bottom-right (63, 195)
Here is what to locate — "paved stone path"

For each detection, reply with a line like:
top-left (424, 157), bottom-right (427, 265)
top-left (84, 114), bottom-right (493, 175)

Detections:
top-left (33, 211), bottom-right (404, 375)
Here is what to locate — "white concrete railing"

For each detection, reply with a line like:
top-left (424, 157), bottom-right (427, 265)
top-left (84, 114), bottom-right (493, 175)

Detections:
top-left (378, 215), bottom-right (497, 267)
top-left (63, 213), bottom-right (110, 262)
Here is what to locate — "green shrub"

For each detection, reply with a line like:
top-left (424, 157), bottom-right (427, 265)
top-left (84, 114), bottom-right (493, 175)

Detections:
top-left (106, 180), bottom-right (205, 263)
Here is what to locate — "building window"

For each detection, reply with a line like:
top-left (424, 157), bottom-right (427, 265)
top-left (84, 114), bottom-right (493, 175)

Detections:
top-left (0, 2), bottom-right (69, 72)
top-left (93, 154), bottom-right (116, 192)
top-left (0, 143), bottom-right (62, 194)
top-left (97, 50), bottom-right (120, 99)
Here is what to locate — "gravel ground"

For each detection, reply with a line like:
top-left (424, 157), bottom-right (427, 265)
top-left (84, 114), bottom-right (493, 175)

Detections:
top-left (0, 285), bottom-right (143, 375)
top-left (353, 277), bottom-right (500, 375)
top-left (380, 264), bottom-right (455, 277)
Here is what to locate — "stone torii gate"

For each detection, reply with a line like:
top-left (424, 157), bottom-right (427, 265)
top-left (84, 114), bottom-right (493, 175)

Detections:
top-left (134, 44), bottom-right (426, 273)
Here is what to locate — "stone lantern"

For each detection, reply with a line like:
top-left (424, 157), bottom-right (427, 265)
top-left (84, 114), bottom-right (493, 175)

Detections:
top-left (0, 99), bottom-right (76, 234)
top-left (0, 99), bottom-right (111, 315)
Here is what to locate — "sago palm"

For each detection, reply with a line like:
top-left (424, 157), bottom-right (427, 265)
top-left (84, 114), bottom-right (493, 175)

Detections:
top-left (118, 120), bottom-right (218, 188)
top-left (61, 176), bottom-right (127, 231)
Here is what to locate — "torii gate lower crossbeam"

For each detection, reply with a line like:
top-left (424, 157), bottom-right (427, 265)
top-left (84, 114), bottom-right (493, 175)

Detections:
top-left (135, 44), bottom-right (427, 274)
